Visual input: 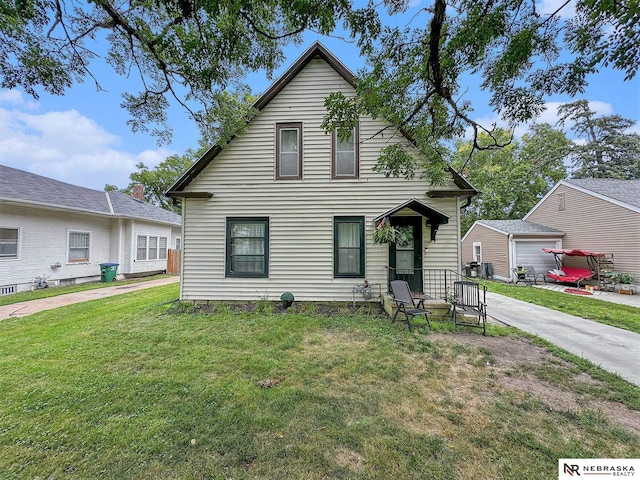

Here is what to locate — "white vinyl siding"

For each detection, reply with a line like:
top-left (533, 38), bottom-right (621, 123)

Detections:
top-left (179, 57), bottom-right (462, 301)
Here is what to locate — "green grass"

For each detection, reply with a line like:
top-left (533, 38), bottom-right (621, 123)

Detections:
top-left (485, 281), bottom-right (640, 334)
top-left (0, 274), bottom-right (173, 307)
top-left (1, 285), bottom-right (638, 479)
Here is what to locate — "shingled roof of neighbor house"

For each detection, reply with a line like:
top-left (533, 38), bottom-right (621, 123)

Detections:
top-left (0, 164), bottom-right (181, 226)
top-left (563, 178), bottom-right (640, 209)
top-left (478, 220), bottom-right (564, 234)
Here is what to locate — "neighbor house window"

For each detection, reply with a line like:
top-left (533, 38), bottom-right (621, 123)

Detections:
top-left (137, 235), bottom-right (148, 260)
top-left (558, 193), bottom-right (565, 211)
top-left (226, 218), bottom-right (269, 277)
top-left (175, 238), bottom-right (181, 250)
top-left (276, 123), bottom-right (302, 180)
top-left (332, 125), bottom-right (359, 179)
top-left (159, 237), bottom-right (168, 259)
top-left (68, 231), bottom-right (90, 263)
top-left (0, 228), bottom-right (19, 259)
top-left (472, 242), bottom-right (482, 263)
top-left (334, 216), bottom-right (365, 277)
top-left (136, 235), bottom-right (168, 261)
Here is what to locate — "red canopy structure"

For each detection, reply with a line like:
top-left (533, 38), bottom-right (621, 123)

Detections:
top-left (541, 248), bottom-right (606, 258)
top-left (542, 248), bottom-right (608, 286)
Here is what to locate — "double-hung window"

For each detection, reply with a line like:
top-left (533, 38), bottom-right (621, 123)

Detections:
top-left (332, 125), bottom-right (359, 179)
top-left (472, 242), bottom-right (482, 264)
top-left (226, 218), bottom-right (269, 277)
top-left (136, 235), bottom-right (168, 261)
top-left (68, 231), bottom-right (90, 263)
top-left (276, 123), bottom-right (302, 180)
top-left (0, 228), bottom-right (19, 259)
top-left (334, 217), bottom-right (365, 278)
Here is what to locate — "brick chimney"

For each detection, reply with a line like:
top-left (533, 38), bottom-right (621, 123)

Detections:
top-left (133, 184), bottom-right (144, 201)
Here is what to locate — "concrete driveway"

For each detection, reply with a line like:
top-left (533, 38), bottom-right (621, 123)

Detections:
top-left (487, 292), bottom-right (640, 387)
top-left (0, 276), bottom-right (179, 321)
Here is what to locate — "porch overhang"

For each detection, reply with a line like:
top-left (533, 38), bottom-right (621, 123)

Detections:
top-left (374, 198), bottom-right (449, 242)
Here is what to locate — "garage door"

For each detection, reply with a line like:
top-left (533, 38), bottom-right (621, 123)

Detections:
top-left (514, 240), bottom-right (559, 274)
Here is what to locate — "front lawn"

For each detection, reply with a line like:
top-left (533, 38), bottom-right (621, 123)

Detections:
top-left (1, 285), bottom-right (638, 479)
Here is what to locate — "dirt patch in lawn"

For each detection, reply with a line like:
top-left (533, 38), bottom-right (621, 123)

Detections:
top-left (430, 333), bottom-right (640, 438)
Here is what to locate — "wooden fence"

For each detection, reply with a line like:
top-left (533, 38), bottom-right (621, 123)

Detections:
top-left (167, 249), bottom-right (181, 275)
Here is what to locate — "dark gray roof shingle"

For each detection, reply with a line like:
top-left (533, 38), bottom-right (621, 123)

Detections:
top-left (0, 164), bottom-right (181, 226)
top-left (478, 220), bottom-right (564, 234)
top-left (564, 178), bottom-right (640, 209)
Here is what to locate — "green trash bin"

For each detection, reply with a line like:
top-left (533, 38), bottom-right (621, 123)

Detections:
top-left (100, 263), bottom-right (119, 282)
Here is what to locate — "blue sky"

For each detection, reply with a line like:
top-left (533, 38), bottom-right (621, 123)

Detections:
top-left (1, 0), bottom-right (638, 191)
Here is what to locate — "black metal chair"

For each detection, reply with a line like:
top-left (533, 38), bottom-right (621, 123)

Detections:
top-left (452, 281), bottom-right (487, 335)
top-left (390, 280), bottom-right (431, 332)
top-left (523, 265), bottom-right (546, 284)
top-left (512, 265), bottom-right (545, 285)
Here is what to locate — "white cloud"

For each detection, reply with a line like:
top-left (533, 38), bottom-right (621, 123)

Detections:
top-left (0, 91), bottom-right (176, 190)
top-left (0, 89), bottom-right (38, 109)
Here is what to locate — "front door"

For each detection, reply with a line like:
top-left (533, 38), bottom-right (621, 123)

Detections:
top-left (389, 216), bottom-right (423, 294)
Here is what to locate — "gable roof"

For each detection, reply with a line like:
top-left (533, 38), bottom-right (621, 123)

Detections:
top-left (478, 220), bottom-right (564, 234)
top-left (563, 178), bottom-right (640, 209)
top-left (0, 164), bottom-right (181, 226)
top-left (166, 42), bottom-right (477, 197)
top-left (524, 178), bottom-right (640, 219)
top-left (461, 219), bottom-right (564, 244)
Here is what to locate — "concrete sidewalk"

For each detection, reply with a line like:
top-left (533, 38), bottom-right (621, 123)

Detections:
top-left (487, 292), bottom-right (640, 387)
top-left (0, 276), bottom-right (179, 321)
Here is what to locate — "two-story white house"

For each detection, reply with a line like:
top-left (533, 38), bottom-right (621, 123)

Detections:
top-left (167, 42), bottom-right (477, 302)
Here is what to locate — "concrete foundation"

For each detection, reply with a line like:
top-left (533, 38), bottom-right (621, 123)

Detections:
top-left (382, 294), bottom-right (451, 320)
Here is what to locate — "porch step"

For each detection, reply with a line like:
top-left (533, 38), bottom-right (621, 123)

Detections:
top-left (382, 294), bottom-right (451, 321)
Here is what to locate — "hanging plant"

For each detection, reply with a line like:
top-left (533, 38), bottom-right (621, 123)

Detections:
top-left (372, 217), bottom-right (398, 244)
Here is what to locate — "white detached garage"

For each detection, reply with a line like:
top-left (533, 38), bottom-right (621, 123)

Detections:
top-left (461, 220), bottom-right (564, 282)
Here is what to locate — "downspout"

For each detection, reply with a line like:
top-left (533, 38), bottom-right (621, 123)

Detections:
top-left (508, 234), bottom-right (514, 282)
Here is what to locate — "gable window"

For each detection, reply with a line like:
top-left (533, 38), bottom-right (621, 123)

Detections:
top-left (226, 218), bottom-right (269, 277)
top-left (558, 193), bottom-right (565, 211)
top-left (0, 228), bottom-right (19, 259)
top-left (332, 125), bottom-right (359, 179)
top-left (68, 231), bottom-right (90, 263)
top-left (136, 235), bottom-right (168, 261)
top-left (276, 123), bottom-right (302, 180)
top-left (334, 216), bottom-right (365, 277)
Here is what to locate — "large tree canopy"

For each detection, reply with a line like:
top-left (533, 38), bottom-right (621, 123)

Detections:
top-left (324, 0), bottom-right (639, 184)
top-left (558, 100), bottom-right (640, 179)
top-left (1, 0), bottom-right (360, 143)
top-left (453, 125), bottom-right (569, 235)
top-left (2, 0), bottom-right (637, 180)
